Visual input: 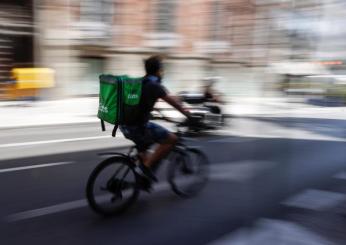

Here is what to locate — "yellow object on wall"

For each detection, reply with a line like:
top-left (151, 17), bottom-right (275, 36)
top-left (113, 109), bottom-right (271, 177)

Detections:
top-left (12, 68), bottom-right (55, 89)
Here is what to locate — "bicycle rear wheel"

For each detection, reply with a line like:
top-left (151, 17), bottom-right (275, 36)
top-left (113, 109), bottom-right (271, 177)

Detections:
top-left (168, 148), bottom-right (209, 197)
top-left (86, 156), bottom-right (139, 216)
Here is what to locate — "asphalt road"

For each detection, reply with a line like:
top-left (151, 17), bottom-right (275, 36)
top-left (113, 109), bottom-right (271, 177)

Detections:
top-left (0, 118), bottom-right (345, 245)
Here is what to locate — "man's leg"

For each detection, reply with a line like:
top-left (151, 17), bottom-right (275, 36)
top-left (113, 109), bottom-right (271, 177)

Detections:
top-left (142, 133), bottom-right (177, 168)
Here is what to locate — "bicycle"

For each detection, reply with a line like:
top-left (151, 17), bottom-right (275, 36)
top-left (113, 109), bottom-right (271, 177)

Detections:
top-left (86, 116), bottom-right (209, 216)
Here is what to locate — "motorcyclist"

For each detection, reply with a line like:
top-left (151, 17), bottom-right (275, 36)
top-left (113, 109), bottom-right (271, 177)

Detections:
top-left (202, 76), bottom-right (224, 114)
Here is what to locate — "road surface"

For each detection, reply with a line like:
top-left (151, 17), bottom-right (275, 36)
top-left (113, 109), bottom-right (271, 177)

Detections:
top-left (0, 117), bottom-right (345, 244)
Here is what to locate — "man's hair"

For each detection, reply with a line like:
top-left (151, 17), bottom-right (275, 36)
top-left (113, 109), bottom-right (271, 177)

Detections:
top-left (144, 55), bottom-right (162, 75)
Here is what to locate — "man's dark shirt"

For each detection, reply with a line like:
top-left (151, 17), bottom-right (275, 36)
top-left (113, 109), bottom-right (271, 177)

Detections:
top-left (136, 75), bottom-right (167, 124)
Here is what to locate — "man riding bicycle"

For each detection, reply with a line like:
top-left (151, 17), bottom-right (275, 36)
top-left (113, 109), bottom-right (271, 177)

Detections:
top-left (119, 55), bottom-right (190, 187)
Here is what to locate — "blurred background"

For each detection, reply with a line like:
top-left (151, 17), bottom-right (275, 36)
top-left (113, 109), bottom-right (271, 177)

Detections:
top-left (0, 1), bottom-right (346, 245)
top-left (0, 0), bottom-right (346, 100)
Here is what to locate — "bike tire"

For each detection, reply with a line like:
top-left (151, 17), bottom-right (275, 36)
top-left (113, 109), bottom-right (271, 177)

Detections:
top-left (86, 156), bottom-right (140, 216)
top-left (168, 148), bottom-right (209, 197)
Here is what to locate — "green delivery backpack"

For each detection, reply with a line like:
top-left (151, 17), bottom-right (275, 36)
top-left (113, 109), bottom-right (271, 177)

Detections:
top-left (97, 74), bottom-right (143, 136)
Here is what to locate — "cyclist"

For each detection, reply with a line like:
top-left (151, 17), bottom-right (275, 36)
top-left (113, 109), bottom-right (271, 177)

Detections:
top-left (119, 55), bottom-right (190, 188)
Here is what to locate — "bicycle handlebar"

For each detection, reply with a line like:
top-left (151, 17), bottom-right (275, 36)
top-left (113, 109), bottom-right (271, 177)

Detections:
top-left (151, 108), bottom-right (204, 128)
top-left (151, 108), bottom-right (182, 124)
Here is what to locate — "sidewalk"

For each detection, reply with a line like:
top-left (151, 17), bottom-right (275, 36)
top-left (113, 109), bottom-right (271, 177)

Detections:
top-left (0, 98), bottom-right (98, 128)
top-left (231, 97), bottom-right (346, 120)
top-left (0, 97), bottom-right (345, 128)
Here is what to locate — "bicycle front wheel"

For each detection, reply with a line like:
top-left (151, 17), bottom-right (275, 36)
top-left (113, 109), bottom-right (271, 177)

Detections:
top-left (86, 156), bottom-right (139, 216)
top-left (168, 148), bottom-right (209, 197)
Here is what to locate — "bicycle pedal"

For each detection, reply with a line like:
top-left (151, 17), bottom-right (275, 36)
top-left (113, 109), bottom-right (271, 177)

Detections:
top-left (134, 166), bottom-right (158, 182)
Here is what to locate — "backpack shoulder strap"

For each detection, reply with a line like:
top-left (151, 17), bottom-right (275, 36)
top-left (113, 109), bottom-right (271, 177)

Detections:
top-left (112, 125), bottom-right (118, 137)
top-left (100, 119), bottom-right (106, 131)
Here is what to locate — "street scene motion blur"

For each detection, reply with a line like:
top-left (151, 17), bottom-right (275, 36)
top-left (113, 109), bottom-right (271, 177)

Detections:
top-left (0, 0), bottom-right (346, 244)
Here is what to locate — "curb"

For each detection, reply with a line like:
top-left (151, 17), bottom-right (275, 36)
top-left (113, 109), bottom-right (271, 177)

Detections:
top-left (0, 120), bottom-right (100, 130)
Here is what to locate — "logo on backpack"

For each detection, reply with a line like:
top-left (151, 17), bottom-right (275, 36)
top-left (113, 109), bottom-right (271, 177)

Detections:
top-left (99, 104), bottom-right (108, 113)
top-left (127, 94), bottom-right (139, 100)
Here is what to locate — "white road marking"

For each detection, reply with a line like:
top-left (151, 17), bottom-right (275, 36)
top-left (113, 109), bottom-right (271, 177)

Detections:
top-left (228, 131), bottom-right (346, 143)
top-left (5, 160), bottom-right (276, 222)
top-left (282, 189), bottom-right (346, 211)
top-left (209, 218), bottom-right (333, 245)
top-left (6, 199), bottom-right (88, 222)
top-left (333, 171), bottom-right (346, 180)
top-left (5, 182), bottom-right (176, 222)
top-left (0, 161), bottom-right (75, 173)
top-left (0, 136), bottom-right (113, 148)
top-left (210, 161), bottom-right (276, 182)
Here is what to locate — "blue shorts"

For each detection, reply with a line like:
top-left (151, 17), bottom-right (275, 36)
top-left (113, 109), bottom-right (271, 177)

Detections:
top-left (120, 122), bottom-right (170, 152)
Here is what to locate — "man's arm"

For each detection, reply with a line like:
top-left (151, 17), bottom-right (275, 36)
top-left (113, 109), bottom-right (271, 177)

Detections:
top-left (161, 95), bottom-right (190, 118)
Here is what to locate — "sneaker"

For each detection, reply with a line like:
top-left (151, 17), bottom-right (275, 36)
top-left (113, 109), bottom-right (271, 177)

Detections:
top-left (137, 176), bottom-right (153, 192)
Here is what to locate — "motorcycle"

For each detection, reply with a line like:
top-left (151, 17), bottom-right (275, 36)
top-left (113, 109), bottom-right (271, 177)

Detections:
top-left (178, 91), bottom-right (227, 133)
top-left (152, 90), bottom-right (228, 134)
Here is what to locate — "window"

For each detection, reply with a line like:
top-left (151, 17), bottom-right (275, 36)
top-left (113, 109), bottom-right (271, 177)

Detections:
top-left (156, 0), bottom-right (177, 32)
top-left (210, 1), bottom-right (223, 40)
top-left (80, 0), bottom-right (113, 25)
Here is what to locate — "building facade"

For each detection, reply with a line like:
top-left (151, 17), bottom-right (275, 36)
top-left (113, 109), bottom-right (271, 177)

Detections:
top-left (2, 0), bottom-right (336, 97)
top-left (0, 0), bottom-right (34, 83)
